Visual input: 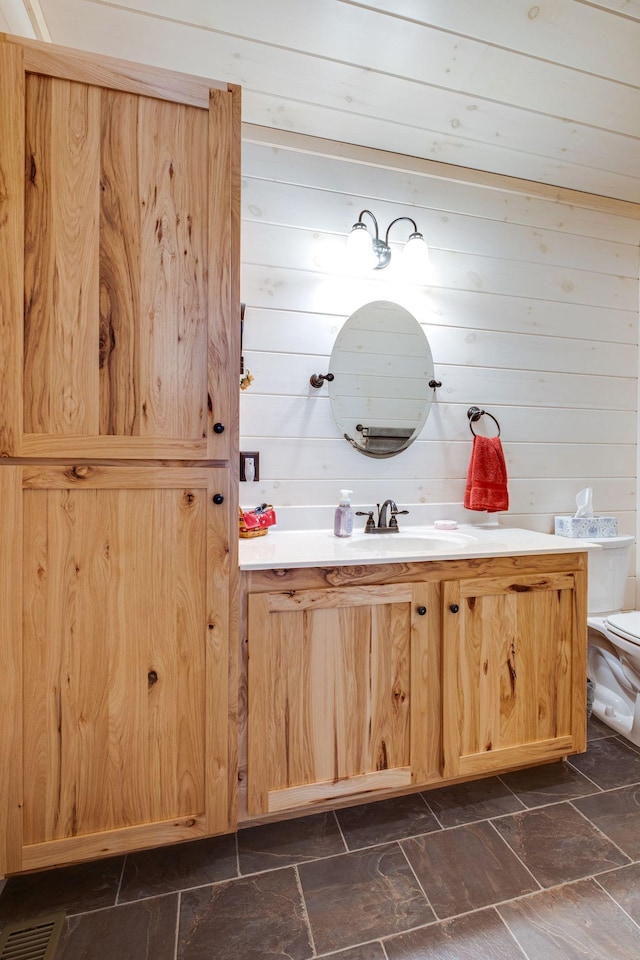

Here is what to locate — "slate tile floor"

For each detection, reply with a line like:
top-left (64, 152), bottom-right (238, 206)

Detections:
top-left (3, 719), bottom-right (640, 959)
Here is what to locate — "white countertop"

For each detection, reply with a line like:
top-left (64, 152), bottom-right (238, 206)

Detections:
top-left (238, 524), bottom-right (592, 570)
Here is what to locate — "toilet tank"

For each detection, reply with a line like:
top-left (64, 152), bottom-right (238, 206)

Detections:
top-left (585, 535), bottom-right (635, 615)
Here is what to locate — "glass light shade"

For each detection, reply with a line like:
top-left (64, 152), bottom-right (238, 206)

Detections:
top-left (401, 232), bottom-right (430, 276)
top-left (346, 222), bottom-right (376, 270)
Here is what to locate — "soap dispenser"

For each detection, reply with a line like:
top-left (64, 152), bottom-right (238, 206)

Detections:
top-left (334, 489), bottom-right (354, 538)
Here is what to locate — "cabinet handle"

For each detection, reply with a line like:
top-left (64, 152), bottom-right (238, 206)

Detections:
top-left (416, 606), bottom-right (427, 616)
top-left (213, 422), bottom-right (225, 434)
top-left (212, 493), bottom-right (225, 505)
top-left (449, 603), bottom-right (460, 613)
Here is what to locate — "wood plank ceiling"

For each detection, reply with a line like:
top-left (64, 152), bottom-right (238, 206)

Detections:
top-left (1, 0), bottom-right (640, 202)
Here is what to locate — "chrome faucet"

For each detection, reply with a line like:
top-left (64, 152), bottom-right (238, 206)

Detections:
top-left (356, 500), bottom-right (410, 533)
top-left (377, 499), bottom-right (398, 530)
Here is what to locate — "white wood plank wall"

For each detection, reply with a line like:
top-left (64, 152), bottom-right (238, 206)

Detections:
top-left (37, 0), bottom-right (640, 202)
top-left (239, 126), bottom-right (640, 596)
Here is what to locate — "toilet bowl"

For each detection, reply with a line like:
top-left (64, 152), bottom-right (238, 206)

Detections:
top-left (584, 535), bottom-right (640, 744)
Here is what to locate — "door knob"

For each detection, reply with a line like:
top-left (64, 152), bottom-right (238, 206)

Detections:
top-left (416, 606), bottom-right (427, 616)
top-left (212, 493), bottom-right (224, 504)
top-left (449, 603), bottom-right (460, 613)
top-left (213, 422), bottom-right (225, 434)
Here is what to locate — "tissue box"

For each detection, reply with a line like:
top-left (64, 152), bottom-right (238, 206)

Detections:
top-left (554, 516), bottom-right (617, 538)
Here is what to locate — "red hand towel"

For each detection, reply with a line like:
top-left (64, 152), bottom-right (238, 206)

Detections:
top-left (464, 434), bottom-right (509, 513)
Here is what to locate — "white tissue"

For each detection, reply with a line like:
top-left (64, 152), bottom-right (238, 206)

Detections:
top-left (574, 487), bottom-right (593, 518)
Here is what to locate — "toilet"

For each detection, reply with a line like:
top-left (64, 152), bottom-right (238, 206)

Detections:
top-left (585, 534), bottom-right (640, 744)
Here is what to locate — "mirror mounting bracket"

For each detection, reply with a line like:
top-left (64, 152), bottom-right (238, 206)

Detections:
top-left (310, 372), bottom-right (334, 388)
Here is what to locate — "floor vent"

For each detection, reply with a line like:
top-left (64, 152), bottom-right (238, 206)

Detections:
top-left (0, 913), bottom-right (65, 960)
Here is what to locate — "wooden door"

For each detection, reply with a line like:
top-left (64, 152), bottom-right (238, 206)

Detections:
top-left (0, 37), bottom-right (239, 461)
top-left (0, 464), bottom-right (231, 875)
top-left (247, 581), bottom-right (440, 816)
top-left (442, 569), bottom-right (587, 779)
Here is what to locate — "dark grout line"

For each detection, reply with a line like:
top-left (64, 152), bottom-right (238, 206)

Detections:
top-left (62, 890), bottom-right (180, 921)
top-left (485, 818), bottom-right (543, 892)
top-left (396, 838), bottom-right (435, 919)
top-left (616, 735), bottom-right (640, 756)
top-left (172, 891), bottom-right (181, 960)
top-left (114, 856), bottom-right (127, 906)
top-left (594, 870), bottom-right (640, 936)
top-left (569, 798), bottom-right (634, 864)
top-left (330, 807), bottom-right (349, 854)
top-left (293, 863), bottom-right (316, 957)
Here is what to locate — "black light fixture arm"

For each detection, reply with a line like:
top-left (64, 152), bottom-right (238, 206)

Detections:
top-left (352, 209), bottom-right (391, 269)
top-left (384, 216), bottom-right (419, 243)
top-left (354, 209), bottom-right (380, 239)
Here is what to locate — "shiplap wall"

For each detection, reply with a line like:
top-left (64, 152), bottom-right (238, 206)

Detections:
top-left (239, 127), bottom-right (639, 560)
top-left (27, 0), bottom-right (640, 202)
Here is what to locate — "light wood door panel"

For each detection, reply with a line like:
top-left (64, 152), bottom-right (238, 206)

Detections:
top-left (247, 582), bottom-right (437, 815)
top-left (0, 37), bottom-right (239, 875)
top-left (442, 571), bottom-right (586, 778)
top-left (17, 465), bottom-right (231, 867)
top-left (0, 39), bottom-right (239, 460)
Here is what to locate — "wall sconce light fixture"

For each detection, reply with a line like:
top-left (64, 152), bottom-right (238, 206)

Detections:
top-left (346, 209), bottom-right (430, 272)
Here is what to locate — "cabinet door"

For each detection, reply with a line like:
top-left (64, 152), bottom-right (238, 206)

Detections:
top-left (442, 571), bottom-right (586, 779)
top-left (0, 464), bottom-right (231, 875)
top-left (0, 38), bottom-right (239, 461)
top-left (247, 582), bottom-right (439, 816)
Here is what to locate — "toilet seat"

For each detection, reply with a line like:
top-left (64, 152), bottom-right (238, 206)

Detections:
top-left (605, 611), bottom-right (640, 648)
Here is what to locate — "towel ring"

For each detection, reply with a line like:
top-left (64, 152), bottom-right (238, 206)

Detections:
top-left (467, 406), bottom-right (501, 438)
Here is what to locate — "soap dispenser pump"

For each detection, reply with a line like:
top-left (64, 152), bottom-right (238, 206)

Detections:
top-left (334, 489), bottom-right (354, 538)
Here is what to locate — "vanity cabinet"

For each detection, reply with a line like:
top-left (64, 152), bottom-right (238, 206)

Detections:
top-left (442, 571), bottom-right (583, 779)
top-left (0, 37), bottom-right (240, 875)
top-left (246, 581), bottom-right (441, 816)
top-left (241, 553), bottom-right (586, 821)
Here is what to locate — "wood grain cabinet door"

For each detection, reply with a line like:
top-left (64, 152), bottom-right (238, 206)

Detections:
top-left (0, 38), bottom-right (239, 461)
top-left (442, 570), bottom-right (587, 779)
top-left (0, 464), bottom-right (231, 875)
top-left (246, 581), bottom-right (440, 816)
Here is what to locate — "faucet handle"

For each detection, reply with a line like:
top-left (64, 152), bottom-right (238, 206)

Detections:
top-left (356, 510), bottom-right (375, 533)
top-left (389, 507), bottom-right (409, 531)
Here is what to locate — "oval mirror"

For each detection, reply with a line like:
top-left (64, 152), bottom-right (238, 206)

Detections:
top-left (328, 301), bottom-right (435, 458)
